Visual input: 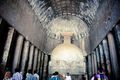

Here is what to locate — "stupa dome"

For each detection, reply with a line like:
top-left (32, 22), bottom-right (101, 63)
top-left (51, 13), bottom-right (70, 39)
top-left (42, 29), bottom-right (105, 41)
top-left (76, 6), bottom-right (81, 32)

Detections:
top-left (51, 43), bottom-right (84, 62)
top-left (49, 42), bottom-right (85, 74)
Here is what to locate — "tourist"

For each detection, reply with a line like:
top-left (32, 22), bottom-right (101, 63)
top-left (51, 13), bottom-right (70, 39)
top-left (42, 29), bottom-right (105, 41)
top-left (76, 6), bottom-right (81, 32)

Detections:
top-left (12, 68), bottom-right (23, 80)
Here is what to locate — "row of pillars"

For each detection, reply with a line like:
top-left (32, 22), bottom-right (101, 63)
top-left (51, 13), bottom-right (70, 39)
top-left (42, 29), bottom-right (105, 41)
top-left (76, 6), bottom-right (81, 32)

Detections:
top-left (0, 18), bottom-right (50, 80)
top-left (86, 25), bottom-right (120, 80)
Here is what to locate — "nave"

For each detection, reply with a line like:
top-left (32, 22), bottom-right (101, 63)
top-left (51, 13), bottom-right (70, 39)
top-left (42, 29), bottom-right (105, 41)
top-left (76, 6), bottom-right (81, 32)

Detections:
top-left (0, 0), bottom-right (120, 80)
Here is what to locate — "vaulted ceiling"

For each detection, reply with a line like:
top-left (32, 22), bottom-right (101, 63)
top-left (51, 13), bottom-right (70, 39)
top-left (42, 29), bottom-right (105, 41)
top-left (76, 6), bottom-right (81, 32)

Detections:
top-left (28, 0), bottom-right (100, 24)
top-left (27, 0), bottom-right (101, 53)
top-left (0, 0), bottom-right (110, 54)
top-left (28, 0), bottom-right (100, 39)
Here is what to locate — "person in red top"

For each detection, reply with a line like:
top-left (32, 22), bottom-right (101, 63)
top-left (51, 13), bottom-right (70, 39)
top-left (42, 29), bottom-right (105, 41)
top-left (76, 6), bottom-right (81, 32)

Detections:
top-left (3, 71), bottom-right (12, 80)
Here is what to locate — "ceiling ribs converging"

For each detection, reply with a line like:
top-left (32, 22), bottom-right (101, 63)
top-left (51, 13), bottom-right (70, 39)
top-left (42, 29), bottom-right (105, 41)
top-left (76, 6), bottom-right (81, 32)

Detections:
top-left (28, 0), bottom-right (99, 27)
top-left (49, 0), bottom-right (80, 17)
top-left (28, 0), bottom-right (99, 40)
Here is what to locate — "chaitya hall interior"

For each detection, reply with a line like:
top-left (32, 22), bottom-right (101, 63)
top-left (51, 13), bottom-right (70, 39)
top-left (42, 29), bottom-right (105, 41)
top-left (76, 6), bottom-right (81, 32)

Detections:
top-left (0, 0), bottom-right (120, 80)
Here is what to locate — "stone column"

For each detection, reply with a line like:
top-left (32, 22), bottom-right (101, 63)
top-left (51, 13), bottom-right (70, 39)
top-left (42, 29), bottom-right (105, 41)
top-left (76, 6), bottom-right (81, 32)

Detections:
top-left (1, 27), bottom-right (14, 68)
top-left (33, 48), bottom-right (38, 71)
top-left (93, 51), bottom-right (97, 73)
top-left (113, 25), bottom-right (120, 71)
top-left (41, 53), bottom-right (45, 80)
top-left (36, 50), bottom-right (39, 70)
top-left (114, 25), bottom-right (120, 53)
top-left (21, 40), bottom-right (30, 72)
top-left (91, 53), bottom-right (94, 75)
top-left (107, 32), bottom-right (120, 80)
top-left (40, 52), bottom-right (43, 71)
top-left (12, 35), bottom-right (24, 72)
top-left (95, 48), bottom-right (100, 68)
top-left (98, 44), bottom-right (105, 69)
top-left (0, 17), bottom-right (2, 24)
top-left (102, 39), bottom-right (112, 77)
top-left (92, 51), bottom-right (97, 74)
top-left (37, 50), bottom-right (41, 71)
top-left (45, 55), bottom-right (49, 80)
top-left (39, 51), bottom-right (42, 76)
top-left (28, 45), bottom-right (34, 70)
top-left (88, 55), bottom-right (92, 79)
top-left (43, 54), bottom-right (48, 79)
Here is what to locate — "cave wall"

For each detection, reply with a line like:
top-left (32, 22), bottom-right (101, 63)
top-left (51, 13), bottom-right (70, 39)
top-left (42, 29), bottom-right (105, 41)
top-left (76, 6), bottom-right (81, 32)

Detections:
top-left (90, 0), bottom-right (120, 52)
top-left (0, 0), bottom-right (46, 49)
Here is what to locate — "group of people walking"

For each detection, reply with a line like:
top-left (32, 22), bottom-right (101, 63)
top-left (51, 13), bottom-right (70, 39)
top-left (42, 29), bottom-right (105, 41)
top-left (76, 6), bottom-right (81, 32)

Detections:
top-left (3, 68), bottom-right (39, 80)
top-left (3, 67), bottom-right (109, 80)
top-left (49, 72), bottom-right (87, 80)
top-left (49, 68), bottom-right (109, 80)
top-left (49, 72), bottom-right (72, 80)
top-left (91, 68), bottom-right (109, 80)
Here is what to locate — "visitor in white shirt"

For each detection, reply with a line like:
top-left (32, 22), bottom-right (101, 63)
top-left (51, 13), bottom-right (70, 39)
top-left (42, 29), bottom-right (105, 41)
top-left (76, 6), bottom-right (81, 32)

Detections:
top-left (33, 70), bottom-right (39, 80)
top-left (12, 68), bottom-right (23, 80)
top-left (65, 73), bottom-right (72, 80)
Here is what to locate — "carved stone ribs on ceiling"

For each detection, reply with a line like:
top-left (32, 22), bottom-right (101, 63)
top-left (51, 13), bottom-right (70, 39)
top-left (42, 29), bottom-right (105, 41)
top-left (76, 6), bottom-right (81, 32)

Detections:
top-left (27, 0), bottom-right (100, 40)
